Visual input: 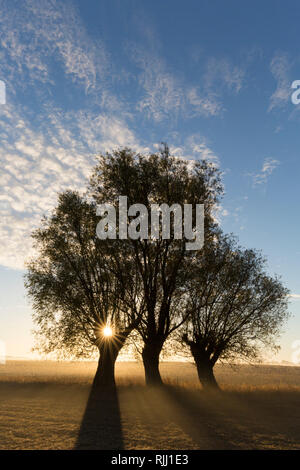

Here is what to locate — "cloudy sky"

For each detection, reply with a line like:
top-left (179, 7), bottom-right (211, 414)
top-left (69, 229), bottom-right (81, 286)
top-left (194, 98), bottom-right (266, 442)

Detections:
top-left (1, 0), bottom-right (300, 361)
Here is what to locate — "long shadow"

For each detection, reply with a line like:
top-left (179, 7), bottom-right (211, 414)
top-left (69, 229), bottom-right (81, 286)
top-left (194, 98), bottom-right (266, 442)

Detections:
top-left (75, 383), bottom-right (123, 450)
top-left (160, 386), bottom-right (241, 449)
top-left (161, 386), bottom-right (300, 449)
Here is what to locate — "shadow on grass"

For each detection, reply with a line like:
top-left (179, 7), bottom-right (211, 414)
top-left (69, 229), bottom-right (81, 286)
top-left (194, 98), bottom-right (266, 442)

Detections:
top-left (159, 385), bottom-right (239, 449)
top-left (75, 382), bottom-right (123, 450)
top-left (161, 385), bottom-right (300, 449)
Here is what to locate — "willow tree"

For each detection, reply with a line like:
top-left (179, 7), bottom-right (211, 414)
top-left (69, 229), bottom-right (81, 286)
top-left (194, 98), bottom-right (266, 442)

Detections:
top-left (182, 235), bottom-right (290, 389)
top-left (89, 144), bottom-right (222, 385)
top-left (25, 191), bottom-right (143, 387)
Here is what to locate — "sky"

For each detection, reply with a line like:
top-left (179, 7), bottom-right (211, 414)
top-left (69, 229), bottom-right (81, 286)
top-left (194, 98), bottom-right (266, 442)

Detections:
top-left (0, 0), bottom-right (300, 362)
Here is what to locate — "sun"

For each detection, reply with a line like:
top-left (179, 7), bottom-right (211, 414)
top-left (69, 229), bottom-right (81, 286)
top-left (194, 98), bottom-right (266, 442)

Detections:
top-left (103, 325), bottom-right (113, 338)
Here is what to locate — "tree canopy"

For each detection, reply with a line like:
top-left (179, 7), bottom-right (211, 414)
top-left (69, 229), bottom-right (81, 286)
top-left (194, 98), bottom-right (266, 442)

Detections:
top-left (182, 234), bottom-right (290, 388)
top-left (89, 144), bottom-right (223, 384)
top-left (25, 190), bottom-right (143, 385)
top-left (25, 145), bottom-right (289, 389)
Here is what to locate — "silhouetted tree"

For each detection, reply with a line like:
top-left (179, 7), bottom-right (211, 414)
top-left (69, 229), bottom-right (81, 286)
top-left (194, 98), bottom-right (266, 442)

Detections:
top-left (89, 144), bottom-right (222, 385)
top-left (182, 235), bottom-right (290, 389)
top-left (25, 191), bottom-right (143, 387)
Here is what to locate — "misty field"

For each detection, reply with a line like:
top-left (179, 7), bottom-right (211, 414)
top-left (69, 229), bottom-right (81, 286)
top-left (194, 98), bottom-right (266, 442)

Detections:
top-left (0, 360), bottom-right (299, 450)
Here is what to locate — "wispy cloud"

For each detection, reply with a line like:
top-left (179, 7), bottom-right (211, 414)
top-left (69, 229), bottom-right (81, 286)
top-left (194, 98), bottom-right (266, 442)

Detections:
top-left (133, 49), bottom-right (183, 122)
top-left (169, 134), bottom-right (220, 167)
top-left (251, 158), bottom-right (280, 186)
top-left (0, 101), bottom-right (219, 270)
top-left (269, 53), bottom-right (292, 111)
top-left (186, 87), bottom-right (223, 117)
top-left (127, 44), bottom-right (231, 122)
top-left (0, 0), bottom-right (226, 271)
top-left (186, 56), bottom-right (246, 118)
top-left (0, 0), bottom-right (109, 94)
top-left (0, 102), bottom-right (146, 270)
top-left (204, 57), bottom-right (245, 94)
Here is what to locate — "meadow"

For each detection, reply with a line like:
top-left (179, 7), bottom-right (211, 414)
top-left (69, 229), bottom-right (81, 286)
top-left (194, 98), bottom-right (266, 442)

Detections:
top-left (0, 360), bottom-right (299, 450)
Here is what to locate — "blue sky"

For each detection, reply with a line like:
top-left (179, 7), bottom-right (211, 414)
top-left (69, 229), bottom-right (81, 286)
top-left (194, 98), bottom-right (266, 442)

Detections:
top-left (1, 0), bottom-right (300, 362)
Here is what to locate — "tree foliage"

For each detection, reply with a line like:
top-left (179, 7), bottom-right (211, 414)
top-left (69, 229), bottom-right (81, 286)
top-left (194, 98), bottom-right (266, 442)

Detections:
top-left (182, 234), bottom-right (290, 388)
top-left (25, 145), bottom-right (290, 390)
top-left (89, 144), bottom-right (223, 384)
top-left (25, 191), bottom-right (143, 362)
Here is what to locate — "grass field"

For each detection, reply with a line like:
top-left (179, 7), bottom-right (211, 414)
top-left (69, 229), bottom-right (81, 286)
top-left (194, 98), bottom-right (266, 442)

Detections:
top-left (0, 360), bottom-right (299, 450)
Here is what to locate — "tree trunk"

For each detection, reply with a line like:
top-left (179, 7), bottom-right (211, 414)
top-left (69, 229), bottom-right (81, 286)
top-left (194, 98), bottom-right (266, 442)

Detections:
top-left (142, 342), bottom-right (163, 386)
top-left (195, 358), bottom-right (219, 390)
top-left (93, 343), bottom-right (119, 388)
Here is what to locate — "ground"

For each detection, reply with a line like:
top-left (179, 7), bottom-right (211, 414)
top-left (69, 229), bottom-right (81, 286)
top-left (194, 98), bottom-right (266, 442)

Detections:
top-left (0, 361), bottom-right (299, 450)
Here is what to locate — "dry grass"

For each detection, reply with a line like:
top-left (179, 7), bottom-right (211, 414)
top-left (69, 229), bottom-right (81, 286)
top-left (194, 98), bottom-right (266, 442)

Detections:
top-left (0, 360), bottom-right (299, 449)
top-left (2, 360), bottom-right (300, 388)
